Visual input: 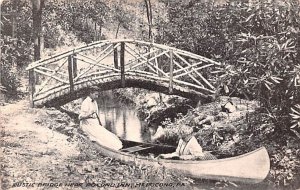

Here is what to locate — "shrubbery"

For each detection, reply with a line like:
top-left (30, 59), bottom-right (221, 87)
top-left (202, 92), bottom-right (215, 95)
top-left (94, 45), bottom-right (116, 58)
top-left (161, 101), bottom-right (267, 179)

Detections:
top-left (157, 0), bottom-right (300, 136)
top-left (1, 1), bottom-right (33, 97)
top-left (155, 0), bottom-right (300, 187)
top-left (0, 36), bottom-right (33, 98)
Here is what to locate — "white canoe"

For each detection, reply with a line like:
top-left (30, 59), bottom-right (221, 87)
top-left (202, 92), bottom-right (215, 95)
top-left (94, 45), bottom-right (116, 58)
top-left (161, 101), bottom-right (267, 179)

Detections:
top-left (91, 139), bottom-right (270, 184)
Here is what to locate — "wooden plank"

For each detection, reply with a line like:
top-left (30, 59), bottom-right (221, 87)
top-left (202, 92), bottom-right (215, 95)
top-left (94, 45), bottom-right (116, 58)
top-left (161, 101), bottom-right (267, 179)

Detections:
top-left (38, 66), bottom-right (68, 77)
top-left (122, 39), bottom-right (221, 65)
top-left (121, 145), bottom-right (154, 153)
top-left (165, 53), bottom-right (204, 87)
top-left (77, 58), bottom-right (118, 71)
top-left (120, 42), bottom-right (125, 87)
top-left (126, 71), bottom-right (214, 94)
top-left (128, 69), bottom-right (159, 77)
top-left (124, 47), bottom-right (168, 77)
top-left (33, 73), bottom-right (211, 104)
top-left (34, 68), bottom-right (68, 84)
top-left (174, 52), bottom-right (215, 90)
top-left (74, 43), bottom-right (119, 81)
top-left (78, 70), bottom-right (115, 80)
top-left (27, 39), bottom-right (221, 71)
top-left (34, 58), bottom-right (68, 95)
top-left (173, 78), bottom-right (215, 93)
top-left (26, 41), bottom-right (109, 70)
top-left (173, 62), bottom-right (202, 74)
top-left (125, 43), bottom-right (160, 61)
top-left (95, 44), bottom-right (114, 61)
top-left (123, 72), bottom-right (169, 82)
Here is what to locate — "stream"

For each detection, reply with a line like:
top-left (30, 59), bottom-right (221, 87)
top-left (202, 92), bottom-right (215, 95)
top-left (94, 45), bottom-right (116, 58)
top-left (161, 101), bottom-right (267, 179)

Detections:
top-left (95, 93), bottom-right (272, 189)
top-left (97, 94), bottom-right (153, 143)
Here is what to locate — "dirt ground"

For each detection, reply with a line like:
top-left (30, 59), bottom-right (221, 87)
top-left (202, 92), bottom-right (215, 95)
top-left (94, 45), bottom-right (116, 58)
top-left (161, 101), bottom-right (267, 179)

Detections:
top-left (0, 100), bottom-right (197, 190)
top-left (1, 100), bottom-right (80, 189)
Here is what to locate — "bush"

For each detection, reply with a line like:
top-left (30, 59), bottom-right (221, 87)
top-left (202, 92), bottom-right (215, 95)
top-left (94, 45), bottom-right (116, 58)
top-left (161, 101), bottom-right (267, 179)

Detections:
top-left (157, 0), bottom-right (300, 133)
top-left (0, 36), bottom-right (33, 97)
top-left (157, 0), bottom-right (300, 187)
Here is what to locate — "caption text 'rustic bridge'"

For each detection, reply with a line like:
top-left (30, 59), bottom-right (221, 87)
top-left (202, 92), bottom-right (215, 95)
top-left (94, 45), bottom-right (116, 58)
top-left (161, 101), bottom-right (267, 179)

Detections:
top-left (26, 39), bottom-right (222, 107)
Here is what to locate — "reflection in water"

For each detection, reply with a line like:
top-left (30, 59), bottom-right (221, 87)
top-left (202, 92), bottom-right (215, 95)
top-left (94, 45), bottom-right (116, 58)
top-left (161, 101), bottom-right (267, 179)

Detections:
top-left (97, 96), bottom-right (151, 143)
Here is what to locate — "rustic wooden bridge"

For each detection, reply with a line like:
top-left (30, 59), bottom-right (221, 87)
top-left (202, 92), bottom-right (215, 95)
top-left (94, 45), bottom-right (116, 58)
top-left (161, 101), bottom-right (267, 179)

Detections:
top-left (26, 39), bottom-right (222, 107)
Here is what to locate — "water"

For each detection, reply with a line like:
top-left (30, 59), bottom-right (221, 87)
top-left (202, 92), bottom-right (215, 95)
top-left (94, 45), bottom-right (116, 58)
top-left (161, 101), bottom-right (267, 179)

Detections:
top-left (97, 95), bottom-right (152, 143)
top-left (95, 94), bottom-right (273, 190)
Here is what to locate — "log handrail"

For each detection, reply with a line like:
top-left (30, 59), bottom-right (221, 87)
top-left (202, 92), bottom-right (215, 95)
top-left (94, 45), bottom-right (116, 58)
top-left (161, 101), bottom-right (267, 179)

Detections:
top-left (26, 39), bottom-right (222, 107)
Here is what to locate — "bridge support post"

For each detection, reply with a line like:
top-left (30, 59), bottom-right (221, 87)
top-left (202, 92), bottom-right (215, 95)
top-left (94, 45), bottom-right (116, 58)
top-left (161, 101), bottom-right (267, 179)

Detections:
top-left (68, 55), bottom-right (74, 93)
top-left (29, 69), bottom-right (35, 108)
top-left (120, 42), bottom-right (125, 87)
top-left (169, 50), bottom-right (174, 94)
top-left (114, 47), bottom-right (119, 69)
top-left (73, 54), bottom-right (77, 78)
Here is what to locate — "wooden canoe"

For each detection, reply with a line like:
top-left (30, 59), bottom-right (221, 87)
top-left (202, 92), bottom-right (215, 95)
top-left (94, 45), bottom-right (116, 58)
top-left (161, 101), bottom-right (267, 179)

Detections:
top-left (91, 139), bottom-right (270, 184)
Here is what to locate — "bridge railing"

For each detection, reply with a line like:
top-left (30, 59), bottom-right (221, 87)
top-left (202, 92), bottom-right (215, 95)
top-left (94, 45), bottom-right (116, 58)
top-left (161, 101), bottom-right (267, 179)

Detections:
top-left (26, 39), bottom-right (222, 107)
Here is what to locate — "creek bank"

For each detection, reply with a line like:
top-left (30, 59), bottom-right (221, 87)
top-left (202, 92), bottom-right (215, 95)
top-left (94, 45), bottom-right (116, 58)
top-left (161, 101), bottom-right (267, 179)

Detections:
top-left (132, 92), bottom-right (300, 188)
top-left (1, 100), bottom-right (198, 190)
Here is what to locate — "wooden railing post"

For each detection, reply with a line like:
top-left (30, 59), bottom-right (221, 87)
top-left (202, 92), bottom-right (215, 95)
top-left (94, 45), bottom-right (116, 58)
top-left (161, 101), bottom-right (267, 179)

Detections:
top-left (120, 42), bottom-right (125, 87)
top-left (73, 54), bottom-right (77, 78)
top-left (157, 53), bottom-right (163, 103)
top-left (68, 55), bottom-right (74, 92)
top-left (29, 69), bottom-right (35, 108)
top-left (114, 46), bottom-right (119, 69)
top-left (169, 50), bottom-right (174, 94)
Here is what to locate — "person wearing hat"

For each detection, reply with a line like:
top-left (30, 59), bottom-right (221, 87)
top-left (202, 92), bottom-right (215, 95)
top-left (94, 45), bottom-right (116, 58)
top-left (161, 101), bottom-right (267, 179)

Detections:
top-left (157, 125), bottom-right (205, 160)
top-left (79, 86), bottom-right (123, 150)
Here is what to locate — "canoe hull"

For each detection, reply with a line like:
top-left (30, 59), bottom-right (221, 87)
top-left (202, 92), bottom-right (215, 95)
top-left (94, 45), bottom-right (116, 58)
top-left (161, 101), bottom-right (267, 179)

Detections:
top-left (158, 147), bottom-right (270, 183)
top-left (92, 141), bottom-right (270, 184)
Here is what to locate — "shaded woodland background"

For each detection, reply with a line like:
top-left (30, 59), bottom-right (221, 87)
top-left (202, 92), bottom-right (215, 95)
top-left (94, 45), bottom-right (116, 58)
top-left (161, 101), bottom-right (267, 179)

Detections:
top-left (1, 0), bottom-right (300, 188)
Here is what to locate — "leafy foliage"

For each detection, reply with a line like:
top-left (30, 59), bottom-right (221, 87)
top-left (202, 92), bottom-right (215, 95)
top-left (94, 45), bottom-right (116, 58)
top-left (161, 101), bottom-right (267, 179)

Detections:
top-left (1, 0), bottom-right (33, 97)
top-left (43, 0), bottom-right (136, 44)
top-left (0, 0), bottom-right (135, 96)
top-left (290, 104), bottom-right (300, 129)
top-left (1, 0), bottom-right (32, 42)
top-left (42, 0), bottom-right (108, 44)
top-left (157, 0), bottom-right (300, 132)
top-left (156, 0), bottom-right (300, 187)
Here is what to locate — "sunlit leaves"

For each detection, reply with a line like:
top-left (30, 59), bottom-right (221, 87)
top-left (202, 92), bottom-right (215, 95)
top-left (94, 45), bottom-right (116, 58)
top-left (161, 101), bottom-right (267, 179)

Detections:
top-left (290, 105), bottom-right (300, 129)
top-left (43, 0), bottom-right (110, 44)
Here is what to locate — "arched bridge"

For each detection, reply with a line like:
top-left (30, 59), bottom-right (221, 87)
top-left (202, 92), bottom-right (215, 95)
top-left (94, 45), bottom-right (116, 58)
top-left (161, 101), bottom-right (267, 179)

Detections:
top-left (26, 39), bottom-right (222, 107)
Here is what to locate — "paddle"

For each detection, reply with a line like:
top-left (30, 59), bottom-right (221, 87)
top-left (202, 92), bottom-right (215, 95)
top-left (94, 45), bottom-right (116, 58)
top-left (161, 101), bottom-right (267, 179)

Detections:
top-left (94, 112), bottom-right (103, 126)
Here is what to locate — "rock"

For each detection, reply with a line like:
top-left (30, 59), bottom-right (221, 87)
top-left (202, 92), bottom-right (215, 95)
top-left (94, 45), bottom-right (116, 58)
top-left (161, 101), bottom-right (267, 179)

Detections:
top-left (215, 112), bottom-right (228, 121)
top-left (237, 105), bottom-right (248, 111)
top-left (221, 101), bottom-right (236, 113)
top-left (147, 97), bottom-right (158, 108)
top-left (34, 120), bottom-right (42, 124)
top-left (194, 115), bottom-right (214, 126)
top-left (46, 110), bottom-right (61, 116)
top-left (151, 126), bottom-right (165, 141)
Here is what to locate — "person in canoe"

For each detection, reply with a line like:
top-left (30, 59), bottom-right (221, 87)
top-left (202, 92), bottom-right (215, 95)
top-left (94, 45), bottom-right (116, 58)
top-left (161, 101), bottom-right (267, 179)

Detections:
top-left (79, 86), bottom-right (123, 150)
top-left (157, 125), bottom-right (215, 160)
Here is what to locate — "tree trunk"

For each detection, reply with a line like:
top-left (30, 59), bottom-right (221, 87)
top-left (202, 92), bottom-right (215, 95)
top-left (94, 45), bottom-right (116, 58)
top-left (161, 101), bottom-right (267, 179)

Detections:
top-left (144, 0), bottom-right (153, 41)
top-left (115, 22), bottom-right (121, 38)
top-left (94, 22), bottom-right (97, 41)
top-left (31, 0), bottom-right (44, 61)
top-left (11, 14), bottom-right (16, 38)
top-left (12, 0), bottom-right (18, 38)
top-left (99, 25), bottom-right (102, 40)
top-left (31, 0), bottom-right (44, 86)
